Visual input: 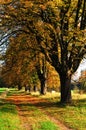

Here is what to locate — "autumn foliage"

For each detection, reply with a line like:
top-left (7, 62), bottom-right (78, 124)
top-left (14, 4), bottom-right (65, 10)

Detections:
top-left (0, 0), bottom-right (86, 103)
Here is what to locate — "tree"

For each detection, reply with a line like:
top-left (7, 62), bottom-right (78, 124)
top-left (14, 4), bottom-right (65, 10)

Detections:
top-left (0, 0), bottom-right (86, 103)
top-left (1, 34), bottom-right (39, 90)
top-left (36, 53), bottom-right (47, 95)
top-left (79, 70), bottom-right (86, 93)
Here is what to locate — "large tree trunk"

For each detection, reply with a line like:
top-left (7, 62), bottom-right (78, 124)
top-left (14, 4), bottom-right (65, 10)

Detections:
top-left (60, 74), bottom-right (72, 103)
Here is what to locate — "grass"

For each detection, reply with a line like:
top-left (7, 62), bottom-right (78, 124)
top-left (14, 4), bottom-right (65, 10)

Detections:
top-left (38, 92), bottom-right (86, 130)
top-left (64, 99), bottom-right (86, 129)
top-left (0, 88), bottom-right (7, 95)
top-left (28, 91), bottom-right (86, 130)
top-left (0, 99), bottom-right (22, 130)
top-left (7, 88), bottom-right (24, 96)
top-left (0, 88), bottom-right (60, 130)
top-left (37, 121), bottom-right (57, 130)
top-left (1, 88), bottom-right (86, 130)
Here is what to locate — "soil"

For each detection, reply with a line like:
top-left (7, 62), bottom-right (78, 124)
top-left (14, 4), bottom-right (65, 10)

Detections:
top-left (6, 94), bottom-right (72, 130)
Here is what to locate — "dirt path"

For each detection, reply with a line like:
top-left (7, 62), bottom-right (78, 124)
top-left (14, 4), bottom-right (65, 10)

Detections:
top-left (6, 95), bottom-right (32, 130)
top-left (6, 94), bottom-right (72, 130)
top-left (16, 104), bottom-right (32, 130)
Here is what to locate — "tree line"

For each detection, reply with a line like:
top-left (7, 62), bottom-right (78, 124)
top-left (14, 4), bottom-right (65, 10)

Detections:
top-left (0, 0), bottom-right (86, 104)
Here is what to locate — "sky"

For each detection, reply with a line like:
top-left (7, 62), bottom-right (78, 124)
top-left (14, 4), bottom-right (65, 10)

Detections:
top-left (72, 59), bottom-right (86, 80)
top-left (78, 59), bottom-right (86, 73)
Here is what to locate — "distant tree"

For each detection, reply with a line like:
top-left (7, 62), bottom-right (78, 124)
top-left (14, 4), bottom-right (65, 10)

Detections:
top-left (79, 70), bottom-right (86, 93)
top-left (1, 34), bottom-right (38, 90)
top-left (47, 62), bottom-right (60, 91)
top-left (35, 53), bottom-right (47, 94)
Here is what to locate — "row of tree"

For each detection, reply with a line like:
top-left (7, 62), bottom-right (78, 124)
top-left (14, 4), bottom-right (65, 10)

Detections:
top-left (0, 0), bottom-right (86, 103)
top-left (0, 33), bottom-right (60, 93)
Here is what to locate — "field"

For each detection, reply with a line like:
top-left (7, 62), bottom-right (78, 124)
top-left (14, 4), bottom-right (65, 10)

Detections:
top-left (0, 88), bottom-right (86, 130)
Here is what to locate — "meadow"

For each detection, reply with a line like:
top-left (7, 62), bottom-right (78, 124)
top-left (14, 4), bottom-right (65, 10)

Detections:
top-left (0, 88), bottom-right (86, 130)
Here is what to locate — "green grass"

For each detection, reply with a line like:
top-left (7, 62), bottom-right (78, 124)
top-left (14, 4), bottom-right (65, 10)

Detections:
top-left (37, 121), bottom-right (57, 130)
top-left (0, 100), bottom-right (22, 130)
top-left (7, 87), bottom-right (32, 96)
top-left (7, 88), bottom-right (24, 96)
top-left (28, 91), bottom-right (86, 130)
top-left (0, 88), bottom-right (60, 130)
top-left (1, 88), bottom-right (86, 130)
top-left (0, 88), bottom-right (7, 95)
top-left (39, 92), bottom-right (86, 130)
top-left (63, 99), bottom-right (86, 130)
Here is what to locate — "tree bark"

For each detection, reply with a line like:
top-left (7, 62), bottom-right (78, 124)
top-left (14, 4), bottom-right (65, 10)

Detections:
top-left (18, 84), bottom-right (22, 91)
top-left (40, 77), bottom-right (47, 95)
top-left (36, 55), bottom-right (47, 95)
top-left (33, 85), bottom-right (37, 92)
top-left (60, 74), bottom-right (72, 103)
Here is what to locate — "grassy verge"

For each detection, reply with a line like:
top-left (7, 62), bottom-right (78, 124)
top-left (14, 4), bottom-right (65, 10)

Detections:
top-left (38, 92), bottom-right (86, 130)
top-left (0, 88), bottom-right (7, 95)
top-left (1, 88), bottom-right (86, 130)
top-left (0, 99), bottom-right (22, 130)
top-left (7, 88), bottom-right (24, 96)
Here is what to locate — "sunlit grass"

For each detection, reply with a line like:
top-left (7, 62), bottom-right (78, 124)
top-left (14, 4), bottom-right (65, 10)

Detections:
top-left (27, 90), bottom-right (86, 130)
top-left (1, 88), bottom-right (86, 130)
top-left (1, 88), bottom-right (60, 130)
top-left (7, 88), bottom-right (25, 96)
top-left (0, 100), bottom-right (22, 130)
top-left (0, 88), bottom-right (7, 95)
top-left (38, 92), bottom-right (86, 130)
top-left (37, 121), bottom-right (58, 130)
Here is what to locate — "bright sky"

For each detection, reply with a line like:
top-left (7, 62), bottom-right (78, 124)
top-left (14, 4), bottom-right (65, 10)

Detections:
top-left (72, 59), bottom-right (86, 80)
top-left (78, 59), bottom-right (86, 72)
top-left (73, 59), bottom-right (86, 80)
